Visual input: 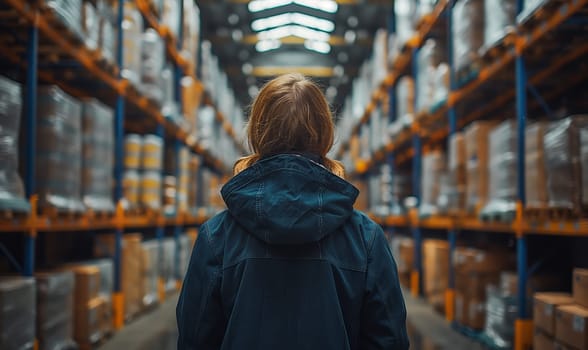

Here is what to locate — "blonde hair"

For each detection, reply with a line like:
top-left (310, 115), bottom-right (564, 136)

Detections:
top-left (233, 73), bottom-right (345, 177)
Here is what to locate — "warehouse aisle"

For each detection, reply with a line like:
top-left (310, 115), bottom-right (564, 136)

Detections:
top-left (98, 295), bottom-right (179, 350)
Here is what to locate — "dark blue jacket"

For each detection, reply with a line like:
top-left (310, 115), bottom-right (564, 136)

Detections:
top-left (177, 154), bottom-right (409, 350)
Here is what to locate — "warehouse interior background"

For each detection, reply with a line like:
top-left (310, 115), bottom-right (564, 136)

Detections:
top-left (0, 0), bottom-right (588, 349)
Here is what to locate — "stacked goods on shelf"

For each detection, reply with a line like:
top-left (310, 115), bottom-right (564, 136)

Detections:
top-left (67, 265), bottom-right (104, 346)
top-left (390, 173), bottom-right (412, 215)
top-left (453, 247), bottom-right (514, 330)
top-left (390, 237), bottom-right (414, 288)
top-left (81, 99), bottom-right (115, 213)
top-left (452, 0), bottom-right (484, 75)
top-left (37, 86), bottom-right (84, 213)
top-left (0, 278), bottom-right (35, 350)
top-left (388, 0), bottom-right (416, 60)
top-left (544, 116), bottom-right (588, 216)
top-left (518, 0), bottom-right (550, 24)
top-left (433, 63), bottom-right (450, 107)
top-left (484, 272), bottom-right (565, 348)
top-left (141, 29), bottom-right (165, 106)
top-left (534, 292), bottom-right (574, 350)
top-left (371, 29), bottom-right (388, 91)
top-left (415, 39), bottom-right (448, 115)
top-left (391, 76), bottom-right (415, 138)
top-left (423, 239), bottom-right (449, 313)
top-left (97, 0), bottom-right (117, 64)
top-left (45, 0), bottom-right (84, 40)
top-left (525, 122), bottom-right (549, 210)
top-left (420, 150), bottom-right (446, 217)
top-left (0, 76), bottom-right (28, 212)
top-left (94, 233), bottom-right (144, 321)
top-left (122, 2), bottom-right (144, 85)
top-left (480, 120), bottom-right (517, 220)
top-left (36, 271), bottom-right (76, 350)
top-left (141, 241), bottom-right (159, 308)
top-left (465, 121), bottom-right (497, 214)
top-left (160, 66), bottom-right (176, 117)
top-left (416, 0), bottom-right (437, 20)
top-left (123, 135), bottom-right (142, 210)
top-left (482, 0), bottom-right (516, 51)
top-left (162, 238), bottom-right (176, 293)
top-left (140, 135), bottom-right (163, 211)
top-left (188, 155), bottom-right (201, 212)
top-left (180, 0), bottom-right (200, 75)
top-left (82, 0), bottom-right (100, 51)
top-left (554, 269), bottom-right (588, 350)
top-left (181, 76), bottom-right (202, 133)
top-left (161, 0), bottom-right (180, 39)
top-left (163, 145), bottom-right (190, 215)
top-left (445, 132), bottom-right (466, 213)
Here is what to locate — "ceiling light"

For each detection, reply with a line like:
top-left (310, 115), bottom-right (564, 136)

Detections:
top-left (304, 40), bottom-right (331, 54)
top-left (255, 39), bottom-right (282, 52)
top-left (251, 12), bottom-right (335, 32)
top-left (248, 0), bottom-right (338, 14)
top-left (257, 25), bottom-right (330, 42)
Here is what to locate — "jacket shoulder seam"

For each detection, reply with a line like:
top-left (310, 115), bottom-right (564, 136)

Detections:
top-left (202, 223), bottom-right (223, 266)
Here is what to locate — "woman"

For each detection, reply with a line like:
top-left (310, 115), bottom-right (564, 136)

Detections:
top-left (177, 73), bottom-right (409, 350)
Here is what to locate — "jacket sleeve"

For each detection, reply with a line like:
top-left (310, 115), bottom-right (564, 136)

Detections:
top-left (359, 226), bottom-right (410, 350)
top-left (177, 224), bottom-right (225, 350)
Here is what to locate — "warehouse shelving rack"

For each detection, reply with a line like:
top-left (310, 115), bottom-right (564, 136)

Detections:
top-left (0, 0), bottom-right (243, 331)
top-left (338, 0), bottom-right (588, 349)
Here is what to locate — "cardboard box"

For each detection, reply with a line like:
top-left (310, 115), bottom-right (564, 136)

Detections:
top-left (454, 291), bottom-right (486, 330)
top-left (534, 330), bottom-right (556, 350)
top-left (555, 304), bottom-right (588, 350)
top-left (535, 293), bottom-right (575, 336)
top-left (0, 278), bottom-right (35, 350)
top-left (464, 121), bottom-right (499, 212)
top-left (69, 265), bottom-right (101, 305)
top-left (526, 122), bottom-right (549, 209)
top-left (423, 239), bottom-right (449, 297)
top-left (453, 247), bottom-right (514, 275)
top-left (574, 268), bottom-right (588, 309)
top-left (36, 271), bottom-right (75, 350)
top-left (74, 296), bottom-right (104, 345)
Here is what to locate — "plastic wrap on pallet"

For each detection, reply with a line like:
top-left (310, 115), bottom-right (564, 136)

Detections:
top-left (433, 63), bottom-right (450, 106)
top-left (484, 285), bottom-right (517, 348)
top-left (141, 241), bottom-right (159, 308)
top-left (465, 121), bottom-right (497, 213)
top-left (581, 129), bottom-right (588, 210)
top-left (420, 150), bottom-right (447, 217)
top-left (81, 2), bottom-right (99, 51)
top-left (483, 0), bottom-right (516, 51)
top-left (141, 29), bottom-right (165, 105)
top-left (391, 173), bottom-right (411, 216)
top-left (482, 120), bottom-right (518, 218)
top-left (544, 115), bottom-right (588, 212)
top-left (122, 3), bottom-right (143, 85)
top-left (417, 0), bottom-right (437, 20)
top-left (188, 155), bottom-right (201, 212)
top-left (0, 76), bottom-right (28, 212)
top-left (447, 133), bottom-right (466, 213)
top-left (37, 86), bottom-right (84, 213)
top-left (82, 99), bottom-right (115, 212)
top-left (98, 7), bottom-right (116, 64)
top-left (424, 239), bottom-right (449, 312)
top-left (395, 76), bottom-right (415, 133)
top-left (452, 0), bottom-right (484, 74)
top-left (45, 0), bottom-right (84, 40)
top-left (162, 238), bottom-right (176, 293)
top-left (525, 122), bottom-right (549, 209)
top-left (181, 0), bottom-right (200, 74)
top-left (518, 0), bottom-right (549, 24)
top-left (162, 0), bottom-right (180, 38)
top-left (371, 29), bottom-right (388, 91)
top-left (36, 271), bottom-right (76, 350)
top-left (416, 40), bottom-right (445, 114)
top-left (198, 106), bottom-right (216, 151)
top-left (0, 278), bottom-right (35, 350)
top-left (393, 0), bottom-right (416, 57)
top-left (163, 175), bottom-right (177, 215)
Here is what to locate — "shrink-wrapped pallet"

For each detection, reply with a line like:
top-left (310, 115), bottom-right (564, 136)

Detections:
top-left (465, 121), bottom-right (497, 212)
top-left (82, 1), bottom-right (99, 51)
top-left (390, 237), bottom-right (414, 288)
top-left (45, 0), bottom-right (83, 40)
top-left (181, 0), bottom-right (200, 74)
top-left (416, 40), bottom-right (445, 114)
top-left (82, 99), bottom-right (114, 212)
top-left (188, 155), bottom-right (201, 211)
top-left (423, 239), bottom-right (450, 313)
top-left (123, 170), bottom-right (140, 210)
top-left (122, 3), bottom-right (143, 85)
top-left (0, 76), bottom-right (28, 212)
top-left (417, 0), bottom-right (437, 21)
top-left (141, 241), bottom-right (159, 308)
top-left (162, 238), bottom-right (176, 293)
top-left (36, 271), bottom-right (76, 350)
top-left (162, 0), bottom-right (180, 38)
top-left (433, 63), bottom-right (450, 106)
top-left (141, 29), bottom-right (165, 105)
top-left (124, 134), bottom-right (142, 170)
top-left (420, 150), bottom-right (447, 217)
top-left (452, 0), bottom-right (484, 73)
top-left (525, 122), bottom-right (549, 209)
top-left (36, 86), bottom-right (84, 213)
top-left (390, 173), bottom-right (411, 216)
top-left (518, 0), bottom-right (550, 24)
top-left (0, 278), bottom-right (35, 350)
top-left (395, 76), bottom-right (415, 131)
top-left (163, 175), bottom-right (177, 215)
top-left (483, 120), bottom-right (518, 216)
top-left (581, 129), bottom-right (588, 210)
top-left (391, 0), bottom-right (416, 59)
top-left (97, 3), bottom-right (116, 64)
top-left (94, 233), bottom-right (144, 320)
top-left (544, 115), bottom-right (588, 213)
top-left (142, 134), bottom-right (164, 171)
top-left (447, 132), bottom-right (467, 212)
top-left (483, 0), bottom-right (516, 51)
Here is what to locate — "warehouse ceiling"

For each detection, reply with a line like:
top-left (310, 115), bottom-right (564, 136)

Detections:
top-left (196, 0), bottom-right (391, 112)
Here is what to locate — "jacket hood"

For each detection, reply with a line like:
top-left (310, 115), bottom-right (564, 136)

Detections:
top-left (221, 154), bottom-right (359, 245)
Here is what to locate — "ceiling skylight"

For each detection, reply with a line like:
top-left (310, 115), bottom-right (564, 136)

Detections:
top-left (251, 12), bottom-right (335, 32)
top-left (248, 0), bottom-right (338, 14)
top-left (257, 24), bottom-right (331, 42)
top-left (304, 40), bottom-right (331, 54)
top-left (255, 39), bottom-right (282, 52)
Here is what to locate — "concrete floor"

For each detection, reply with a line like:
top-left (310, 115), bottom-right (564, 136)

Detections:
top-left (99, 290), bottom-right (481, 350)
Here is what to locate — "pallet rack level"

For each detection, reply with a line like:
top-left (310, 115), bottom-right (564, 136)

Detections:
top-left (0, 0), bottom-right (240, 336)
top-left (338, 1), bottom-right (588, 350)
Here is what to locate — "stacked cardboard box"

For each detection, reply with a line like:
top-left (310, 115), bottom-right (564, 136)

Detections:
top-left (420, 150), bottom-right (447, 217)
top-left (94, 233), bottom-right (144, 321)
top-left (141, 241), bottom-right (159, 308)
top-left (447, 132), bottom-right (467, 213)
top-left (452, 0), bottom-right (485, 73)
top-left (483, 0), bottom-right (516, 50)
top-left (36, 271), bottom-right (76, 350)
top-left (465, 121), bottom-right (497, 213)
top-left (391, 237), bottom-right (414, 288)
top-left (453, 247), bottom-right (514, 330)
top-left (533, 268), bottom-right (588, 350)
top-left (0, 277), bottom-right (35, 350)
top-left (68, 265), bottom-right (103, 346)
top-left (423, 240), bottom-right (449, 313)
